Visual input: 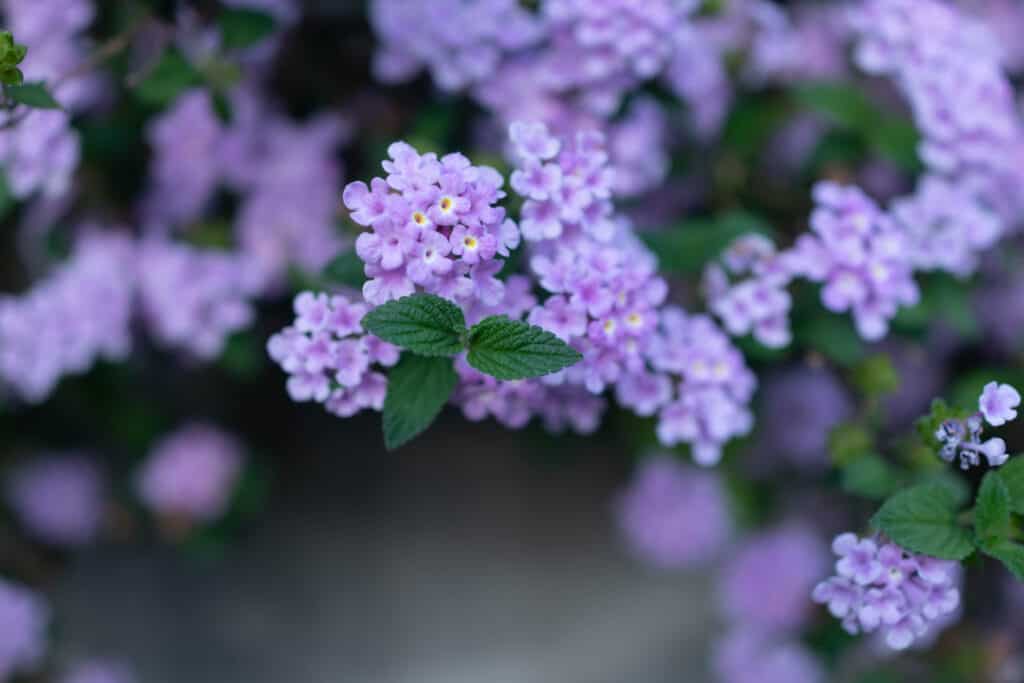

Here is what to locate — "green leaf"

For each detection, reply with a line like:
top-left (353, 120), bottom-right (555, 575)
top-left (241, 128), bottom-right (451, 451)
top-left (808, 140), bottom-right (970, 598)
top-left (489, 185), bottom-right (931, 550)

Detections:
top-left (850, 354), bottom-right (900, 399)
top-left (981, 540), bottom-right (1024, 581)
top-left (975, 471), bottom-right (1012, 544)
top-left (5, 81), bottom-right (60, 109)
top-left (219, 8), bottom-right (277, 50)
top-left (841, 454), bottom-right (902, 500)
top-left (641, 210), bottom-right (775, 275)
top-left (361, 294), bottom-right (467, 357)
top-left (134, 49), bottom-right (203, 107)
top-left (382, 354), bottom-right (458, 450)
top-left (872, 482), bottom-right (974, 560)
top-left (828, 422), bottom-right (874, 467)
top-left (999, 457), bottom-right (1024, 515)
top-left (322, 251), bottom-right (366, 289)
top-left (467, 316), bottom-right (582, 380)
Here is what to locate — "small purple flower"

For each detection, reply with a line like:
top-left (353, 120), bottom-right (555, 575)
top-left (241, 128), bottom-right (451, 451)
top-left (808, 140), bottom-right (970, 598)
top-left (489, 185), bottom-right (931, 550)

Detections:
top-left (979, 381), bottom-right (1021, 427)
top-left (0, 578), bottom-right (49, 681)
top-left (834, 533), bottom-right (883, 585)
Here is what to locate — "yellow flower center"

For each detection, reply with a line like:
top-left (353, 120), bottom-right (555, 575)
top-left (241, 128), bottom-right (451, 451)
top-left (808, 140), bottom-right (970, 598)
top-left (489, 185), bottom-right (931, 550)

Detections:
top-left (626, 312), bottom-right (642, 328)
top-left (463, 236), bottom-right (478, 249)
top-left (603, 319), bottom-right (617, 334)
top-left (412, 211), bottom-right (428, 226)
top-left (440, 197), bottom-right (454, 212)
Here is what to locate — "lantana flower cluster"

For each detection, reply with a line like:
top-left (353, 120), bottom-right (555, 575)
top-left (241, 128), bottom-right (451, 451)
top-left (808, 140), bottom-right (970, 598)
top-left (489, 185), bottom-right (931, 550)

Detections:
top-left (789, 182), bottom-right (919, 341)
top-left (704, 234), bottom-right (794, 349)
top-left (343, 142), bottom-right (519, 307)
top-left (935, 382), bottom-right (1021, 470)
top-left (4, 454), bottom-right (105, 548)
top-left (812, 533), bottom-right (961, 650)
top-left (268, 292), bottom-right (398, 418)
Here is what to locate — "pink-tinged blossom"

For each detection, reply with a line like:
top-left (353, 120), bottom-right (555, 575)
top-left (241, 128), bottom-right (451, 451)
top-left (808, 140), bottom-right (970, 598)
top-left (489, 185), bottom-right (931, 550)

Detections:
top-left (5, 455), bottom-right (105, 548)
top-left (136, 423), bottom-right (245, 523)
top-left (813, 534), bottom-right (961, 650)
top-left (137, 240), bottom-right (258, 360)
top-left (713, 628), bottom-right (824, 683)
top-left (719, 525), bottom-right (829, 631)
top-left (268, 292), bottom-right (399, 417)
top-left (788, 181), bottom-right (919, 341)
top-left (369, 0), bottom-right (543, 91)
top-left (979, 381), bottom-right (1021, 427)
top-left (0, 578), bottom-right (49, 682)
top-left (343, 142), bottom-right (517, 306)
top-left (0, 232), bottom-right (135, 403)
top-left (615, 456), bottom-right (731, 569)
top-left (60, 659), bottom-right (136, 683)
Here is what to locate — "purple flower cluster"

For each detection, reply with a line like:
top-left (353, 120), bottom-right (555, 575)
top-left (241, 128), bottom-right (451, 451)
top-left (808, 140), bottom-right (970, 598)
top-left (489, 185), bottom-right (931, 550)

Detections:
top-left (511, 121), bottom-right (615, 243)
top-left (934, 382), bottom-right (1020, 469)
top-left (343, 142), bottom-right (518, 306)
top-left (267, 292), bottom-right (398, 417)
top-left (789, 181), bottom-right (919, 341)
top-left (142, 90), bottom-right (226, 228)
top-left (719, 525), bottom-right (829, 631)
top-left (713, 628), bottom-right (824, 683)
top-left (4, 454), bottom-right (105, 548)
top-left (231, 105), bottom-right (349, 288)
top-left (615, 456), bottom-right (731, 569)
top-left (60, 660), bottom-right (136, 683)
top-left (539, 0), bottom-right (698, 115)
top-left (137, 240), bottom-right (259, 360)
top-left (0, 578), bottom-right (48, 682)
top-left (704, 234), bottom-right (793, 348)
top-left (0, 232), bottom-right (135, 403)
top-left (135, 423), bottom-right (245, 523)
top-left (369, 0), bottom-right (542, 92)
top-left (508, 122), bottom-right (755, 463)
top-left (812, 533), bottom-right (961, 650)
top-left (853, 0), bottom-right (1022, 186)
top-left (890, 175), bottom-right (1002, 277)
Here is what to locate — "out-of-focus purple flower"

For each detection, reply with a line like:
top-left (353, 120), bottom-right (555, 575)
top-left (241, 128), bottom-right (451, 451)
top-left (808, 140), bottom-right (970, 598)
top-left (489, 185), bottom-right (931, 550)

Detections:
top-left (369, 0), bottom-right (543, 91)
top-left (539, 0), bottom-right (699, 115)
top-left (719, 524), bottom-right (828, 631)
top-left (141, 90), bottom-right (226, 228)
top-left (0, 231), bottom-right (135, 403)
top-left (60, 659), bottom-right (135, 683)
top-left (607, 97), bottom-right (670, 197)
top-left (755, 366), bottom-right (853, 469)
top-left (5, 455), bottom-right (105, 547)
top-left (268, 292), bottom-right (399, 417)
top-left (234, 113), bottom-right (348, 288)
top-left (662, 22), bottom-right (732, 140)
top-left (976, 269), bottom-right (1024, 355)
top-left (222, 0), bottom-right (300, 24)
top-left (788, 181), bottom-right (919, 341)
top-left (137, 239), bottom-right (258, 360)
top-left (343, 141), bottom-right (517, 306)
top-left (813, 533), bottom-right (961, 650)
top-left (980, 381), bottom-right (1021, 427)
top-left (745, 2), bottom-right (850, 84)
top-left (890, 176), bottom-right (1002, 277)
top-left (136, 423), bottom-right (245, 523)
top-left (615, 456), bottom-right (731, 569)
top-left (0, 578), bottom-right (49, 682)
top-left (0, 110), bottom-right (80, 200)
top-left (713, 628), bottom-right (824, 683)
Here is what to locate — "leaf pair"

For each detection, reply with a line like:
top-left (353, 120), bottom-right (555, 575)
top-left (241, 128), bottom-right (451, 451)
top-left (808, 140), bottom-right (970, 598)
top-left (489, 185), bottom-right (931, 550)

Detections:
top-left (361, 294), bottom-right (583, 450)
